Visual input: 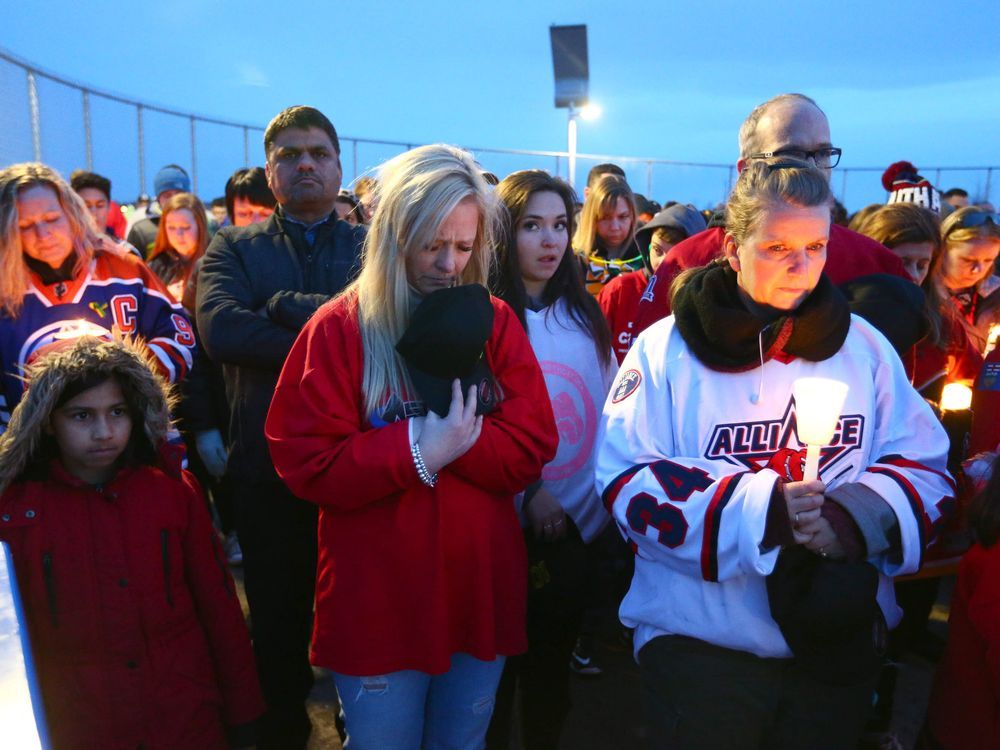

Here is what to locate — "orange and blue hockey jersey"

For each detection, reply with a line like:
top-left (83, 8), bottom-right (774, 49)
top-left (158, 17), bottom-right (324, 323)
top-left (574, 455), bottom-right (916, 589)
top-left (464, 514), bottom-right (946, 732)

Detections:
top-left (0, 250), bottom-right (195, 429)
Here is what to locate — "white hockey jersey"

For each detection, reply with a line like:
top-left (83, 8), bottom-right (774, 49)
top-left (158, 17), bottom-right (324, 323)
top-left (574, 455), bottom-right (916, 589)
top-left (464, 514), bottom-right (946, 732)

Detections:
top-left (596, 313), bottom-right (954, 659)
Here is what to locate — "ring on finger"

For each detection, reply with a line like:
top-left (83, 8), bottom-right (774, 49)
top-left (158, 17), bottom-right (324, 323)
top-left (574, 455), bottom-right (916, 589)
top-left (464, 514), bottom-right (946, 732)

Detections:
top-left (794, 512), bottom-right (801, 523)
top-left (819, 546), bottom-right (828, 558)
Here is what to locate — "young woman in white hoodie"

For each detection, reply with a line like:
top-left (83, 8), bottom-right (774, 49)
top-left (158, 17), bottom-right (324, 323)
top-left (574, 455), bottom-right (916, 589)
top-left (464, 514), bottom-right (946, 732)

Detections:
top-left (487, 169), bottom-right (616, 750)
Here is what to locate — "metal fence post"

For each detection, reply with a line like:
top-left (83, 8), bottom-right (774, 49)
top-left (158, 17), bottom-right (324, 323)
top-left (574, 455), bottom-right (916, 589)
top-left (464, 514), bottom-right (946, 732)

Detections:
top-left (352, 139), bottom-right (358, 183)
top-left (841, 169), bottom-right (848, 206)
top-left (243, 126), bottom-right (250, 168)
top-left (27, 70), bottom-right (42, 161)
top-left (137, 104), bottom-right (146, 196)
top-left (646, 161), bottom-right (653, 198)
top-left (82, 90), bottom-right (93, 170)
top-left (986, 168), bottom-right (994, 206)
top-left (189, 116), bottom-right (198, 195)
top-left (555, 154), bottom-right (561, 179)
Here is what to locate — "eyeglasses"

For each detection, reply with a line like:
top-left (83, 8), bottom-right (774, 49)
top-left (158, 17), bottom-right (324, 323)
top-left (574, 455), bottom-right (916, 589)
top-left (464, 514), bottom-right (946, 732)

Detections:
top-left (748, 147), bottom-right (842, 169)
top-left (951, 210), bottom-right (1000, 231)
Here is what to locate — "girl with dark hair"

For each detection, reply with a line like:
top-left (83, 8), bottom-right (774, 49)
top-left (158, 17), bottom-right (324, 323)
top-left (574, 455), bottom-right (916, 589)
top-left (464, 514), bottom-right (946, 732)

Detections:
top-left (487, 169), bottom-right (615, 749)
top-left (924, 452), bottom-right (1000, 750)
top-left (224, 167), bottom-right (276, 226)
top-left (0, 336), bottom-right (263, 749)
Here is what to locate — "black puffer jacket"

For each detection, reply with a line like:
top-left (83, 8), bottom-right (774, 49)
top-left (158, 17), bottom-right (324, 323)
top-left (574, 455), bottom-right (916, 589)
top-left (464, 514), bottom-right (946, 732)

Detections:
top-left (196, 209), bottom-right (365, 481)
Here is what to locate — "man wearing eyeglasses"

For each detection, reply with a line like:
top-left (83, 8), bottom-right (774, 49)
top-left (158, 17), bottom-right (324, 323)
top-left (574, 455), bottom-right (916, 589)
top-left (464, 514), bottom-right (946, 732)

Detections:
top-left (633, 93), bottom-right (908, 336)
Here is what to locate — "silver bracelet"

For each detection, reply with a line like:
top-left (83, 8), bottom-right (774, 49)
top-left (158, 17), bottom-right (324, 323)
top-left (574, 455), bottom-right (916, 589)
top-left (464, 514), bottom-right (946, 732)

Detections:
top-left (411, 440), bottom-right (438, 487)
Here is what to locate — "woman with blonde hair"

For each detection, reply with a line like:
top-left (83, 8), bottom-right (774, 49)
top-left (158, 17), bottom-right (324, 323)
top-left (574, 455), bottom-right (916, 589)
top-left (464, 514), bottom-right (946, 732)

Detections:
top-left (574, 173), bottom-right (641, 295)
top-left (931, 206), bottom-right (1000, 353)
top-left (147, 192), bottom-right (209, 304)
top-left (265, 145), bottom-right (558, 749)
top-left (0, 162), bottom-right (195, 429)
top-left (597, 159), bottom-right (951, 750)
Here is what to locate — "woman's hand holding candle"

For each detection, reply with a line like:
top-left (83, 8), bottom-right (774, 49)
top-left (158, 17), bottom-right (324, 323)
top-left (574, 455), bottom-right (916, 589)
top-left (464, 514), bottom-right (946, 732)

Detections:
top-left (784, 479), bottom-right (826, 545)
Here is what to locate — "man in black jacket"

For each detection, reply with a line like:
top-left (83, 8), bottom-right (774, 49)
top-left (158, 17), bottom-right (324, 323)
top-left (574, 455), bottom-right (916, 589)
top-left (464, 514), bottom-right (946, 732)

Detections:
top-left (196, 105), bottom-right (364, 750)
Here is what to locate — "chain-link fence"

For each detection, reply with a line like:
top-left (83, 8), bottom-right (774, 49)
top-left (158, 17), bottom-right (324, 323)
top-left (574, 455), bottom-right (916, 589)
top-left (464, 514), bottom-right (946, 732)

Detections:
top-left (1, 47), bottom-right (995, 212)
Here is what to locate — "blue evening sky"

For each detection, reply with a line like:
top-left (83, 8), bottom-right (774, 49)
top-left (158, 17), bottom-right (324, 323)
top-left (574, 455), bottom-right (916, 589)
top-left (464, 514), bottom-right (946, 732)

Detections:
top-left (2, 0), bottom-right (998, 209)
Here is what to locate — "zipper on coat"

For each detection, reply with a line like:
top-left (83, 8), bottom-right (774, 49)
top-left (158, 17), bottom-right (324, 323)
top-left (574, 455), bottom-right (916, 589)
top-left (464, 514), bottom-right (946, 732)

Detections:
top-left (160, 530), bottom-right (174, 607)
top-left (42, 552), bottom-right (58, 627)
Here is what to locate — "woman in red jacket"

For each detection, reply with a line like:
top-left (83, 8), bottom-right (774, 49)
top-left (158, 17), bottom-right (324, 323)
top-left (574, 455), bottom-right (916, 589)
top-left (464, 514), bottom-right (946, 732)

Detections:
top-left (265, 145), bottom-right (558, 750)
top-left (0, 336), bottom-right (263, 749)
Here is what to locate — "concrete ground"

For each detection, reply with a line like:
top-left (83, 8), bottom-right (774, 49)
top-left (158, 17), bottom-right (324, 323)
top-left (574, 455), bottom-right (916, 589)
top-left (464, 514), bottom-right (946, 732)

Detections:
top-left (232, 569), bottom-right (949, 750)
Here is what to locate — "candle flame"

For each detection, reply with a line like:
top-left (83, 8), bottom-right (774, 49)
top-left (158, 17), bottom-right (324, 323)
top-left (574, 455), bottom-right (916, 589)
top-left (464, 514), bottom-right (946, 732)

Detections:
top-left (940, 382), bottom-right (972, 412)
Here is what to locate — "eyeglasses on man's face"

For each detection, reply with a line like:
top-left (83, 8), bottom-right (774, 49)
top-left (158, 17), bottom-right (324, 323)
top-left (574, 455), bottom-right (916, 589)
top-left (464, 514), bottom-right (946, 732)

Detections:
top-left (748, 147), bottom-right (843, 169)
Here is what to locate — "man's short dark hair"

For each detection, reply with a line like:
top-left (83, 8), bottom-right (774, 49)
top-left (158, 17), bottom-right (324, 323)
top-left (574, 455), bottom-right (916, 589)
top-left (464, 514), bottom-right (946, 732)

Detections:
top-left (264, 105), bottom-right (340, 156)
top-left (69, 170), bottom-right (112, 201)
top-left (224, 167), bottom-right (277, 222)
top-left (587, 163), bottom-right (626, 188)
top-left (943, 188), bottom-right (969, 199)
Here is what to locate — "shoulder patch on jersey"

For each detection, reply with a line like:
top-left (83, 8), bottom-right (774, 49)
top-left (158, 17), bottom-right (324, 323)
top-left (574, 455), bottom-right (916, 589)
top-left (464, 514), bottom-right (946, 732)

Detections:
top-left (979, 360), bottom-right (1000, 391)
top-left (640, 274), bottom-right (657, 303)
top-left (612, 369), bottom-right (642, 403)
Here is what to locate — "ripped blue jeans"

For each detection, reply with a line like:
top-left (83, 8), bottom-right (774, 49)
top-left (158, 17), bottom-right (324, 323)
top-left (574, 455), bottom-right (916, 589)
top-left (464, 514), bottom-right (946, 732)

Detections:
top-left (332, 653), bottom-right (506, 750)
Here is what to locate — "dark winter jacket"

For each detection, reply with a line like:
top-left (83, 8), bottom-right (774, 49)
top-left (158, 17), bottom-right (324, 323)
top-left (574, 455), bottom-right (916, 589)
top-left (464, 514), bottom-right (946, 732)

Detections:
top-left (0, 337), bottom-right (264, 749)
top-left (126, 215), bottom-right (159, 258)
top-left (195, 209), bottom-right (365, 481)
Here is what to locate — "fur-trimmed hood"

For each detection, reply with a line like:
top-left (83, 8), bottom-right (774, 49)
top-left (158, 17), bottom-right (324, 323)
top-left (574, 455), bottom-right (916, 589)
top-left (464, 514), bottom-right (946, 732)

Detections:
top-left (0, 335), bottom-right (175, 493)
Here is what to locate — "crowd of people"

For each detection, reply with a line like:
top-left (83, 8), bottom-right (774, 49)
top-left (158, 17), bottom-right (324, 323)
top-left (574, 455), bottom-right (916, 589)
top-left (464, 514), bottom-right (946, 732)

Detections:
top-left (0, 93), bottom-right (998, 750)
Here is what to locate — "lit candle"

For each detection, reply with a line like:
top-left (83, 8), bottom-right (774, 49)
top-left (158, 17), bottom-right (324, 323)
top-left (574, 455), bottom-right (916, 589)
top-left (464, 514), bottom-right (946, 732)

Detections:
top-left (52, 319), bottom-right (109, 340)
top-left (940, 382), bottom-right (972, 412)
top-left (940, 382), bottom-right (973, 469)
top-left (793, 377), bottom-right (849, 482)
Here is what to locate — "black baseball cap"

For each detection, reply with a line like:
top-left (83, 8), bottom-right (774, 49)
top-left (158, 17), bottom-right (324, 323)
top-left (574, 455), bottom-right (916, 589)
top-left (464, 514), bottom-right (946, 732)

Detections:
top-left (396, 284), bottom-right (501, 417)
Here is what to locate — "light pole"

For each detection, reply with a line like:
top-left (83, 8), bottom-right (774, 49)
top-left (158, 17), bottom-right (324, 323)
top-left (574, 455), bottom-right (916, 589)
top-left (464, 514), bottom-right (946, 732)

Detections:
top-left (567, 102), bottom-right (601, 190)
top-left (567, 104), bottom-right (579, 190)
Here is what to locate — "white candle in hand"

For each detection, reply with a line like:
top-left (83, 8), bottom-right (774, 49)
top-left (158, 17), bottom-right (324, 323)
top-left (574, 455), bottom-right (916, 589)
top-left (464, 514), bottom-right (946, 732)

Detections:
top-left (793, 377), bottom-right (849, 482)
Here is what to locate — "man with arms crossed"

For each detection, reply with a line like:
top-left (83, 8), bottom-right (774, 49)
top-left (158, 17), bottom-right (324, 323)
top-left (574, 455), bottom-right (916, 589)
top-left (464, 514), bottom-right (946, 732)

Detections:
top-left (197, 105), bottom-right (365, 749)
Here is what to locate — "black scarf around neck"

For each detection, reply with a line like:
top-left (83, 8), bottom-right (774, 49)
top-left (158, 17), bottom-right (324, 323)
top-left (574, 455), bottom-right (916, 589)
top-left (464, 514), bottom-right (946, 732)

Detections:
top-left (671, 262), bottom-right (851, 371)
top-left (24, 253), bottom-right (77, 285)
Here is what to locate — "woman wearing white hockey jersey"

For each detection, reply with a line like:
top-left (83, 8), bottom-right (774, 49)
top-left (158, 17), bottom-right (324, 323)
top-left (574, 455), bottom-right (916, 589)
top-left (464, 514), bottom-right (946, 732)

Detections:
top-left (596, 159), bottom-right (953, 750)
